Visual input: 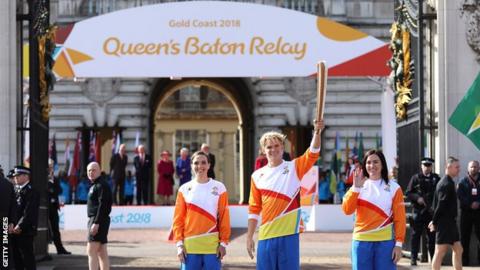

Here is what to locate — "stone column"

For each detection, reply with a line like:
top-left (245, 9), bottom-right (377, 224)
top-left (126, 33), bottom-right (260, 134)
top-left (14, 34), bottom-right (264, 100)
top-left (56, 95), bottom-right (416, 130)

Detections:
top-left (0, 0), bottom-right (17, 170)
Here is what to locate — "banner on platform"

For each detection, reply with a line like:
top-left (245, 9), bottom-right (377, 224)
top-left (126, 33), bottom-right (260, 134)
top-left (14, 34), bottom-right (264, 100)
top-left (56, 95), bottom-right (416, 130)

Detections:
top-left (53, 1), bottom-right (390, 78)
top-left (300, 166), bottom-right (319, 205)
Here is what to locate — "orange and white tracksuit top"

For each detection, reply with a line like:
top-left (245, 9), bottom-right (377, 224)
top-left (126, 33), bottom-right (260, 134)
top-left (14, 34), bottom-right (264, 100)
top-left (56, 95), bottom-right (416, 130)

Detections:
top-left (342, 179), bottom-right (406, 246)
top-left (248, 147), bottom-right (320, 241)
top-left (173, 179), bottom-right (231, 254)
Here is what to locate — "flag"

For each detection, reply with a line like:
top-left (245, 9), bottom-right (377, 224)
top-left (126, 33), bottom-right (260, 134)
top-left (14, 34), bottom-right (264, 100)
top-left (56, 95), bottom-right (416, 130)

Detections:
top-left (24, 130), bottom-right (30, 167)
top-left (352, 132), bottom-right (358, 160)
top-left (64, 138), bottom-right (71, 172)
top-left (344, 136), bottom-right (350, 173)
top-left (134, 131), bottom-right (141, 154)
top-left (375, 133), bottom-right (381, 150)
top-left (358, 132), bottom-right (364, 163)
top-left (69, 132), bottom-right (81, 177)
top-left (89, 131), bottom-right (96, 162)
top-left (115, 132), bottom-right (121, 154)
top-left (449, 72), bottom-right (480, 150)
top-left (95, 132), bottom-right (102, 164)
top-left (111, 130), bottom-right (117, 156)
top-left (49, 133), bottom-right (58, 173)
top-left (329, 132), bottom-right (341, 194)
top-left (69, 132), bottom-right (82, 189)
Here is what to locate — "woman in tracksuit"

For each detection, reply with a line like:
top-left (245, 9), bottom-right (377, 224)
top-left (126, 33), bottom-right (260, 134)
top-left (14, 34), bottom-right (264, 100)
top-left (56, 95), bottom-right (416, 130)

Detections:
top-left (342, 149), bottom-right (406, 270)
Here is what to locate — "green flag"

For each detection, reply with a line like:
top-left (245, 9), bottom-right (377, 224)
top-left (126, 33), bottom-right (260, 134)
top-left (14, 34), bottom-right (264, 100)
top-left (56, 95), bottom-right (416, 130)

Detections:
top-left (358, 132), bottom-right (364, 162)
top-left (449, 72), bottom-right (480, 150)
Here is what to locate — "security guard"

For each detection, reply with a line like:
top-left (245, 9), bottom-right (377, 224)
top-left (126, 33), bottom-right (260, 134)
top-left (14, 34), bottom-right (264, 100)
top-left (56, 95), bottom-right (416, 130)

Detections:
top-left (47, 161), bottom-right (71, 255)
top-left (457, 160), bottom-right (480, 266)
top-left (0, 165), bottom-right (16, 270)
top-left (11, 166), bottom-right (39, 270)
top-left (406, 157), bottom-right (440, 265)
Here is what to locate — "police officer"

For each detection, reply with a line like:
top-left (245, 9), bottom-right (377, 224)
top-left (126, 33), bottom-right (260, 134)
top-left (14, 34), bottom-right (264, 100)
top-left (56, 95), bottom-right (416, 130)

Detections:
top-left (11, 166), bottom-right (39, 270)
top-left (406, 157), bottom-right (440, 265)
top-left (47, 161), bottom-right (71, 255)
top-left (457, 160), bottom-right (480, 266)
top-left (0, 165), bottom-right (16, 270)
top-left (86, 162), bottom-right (112, 270)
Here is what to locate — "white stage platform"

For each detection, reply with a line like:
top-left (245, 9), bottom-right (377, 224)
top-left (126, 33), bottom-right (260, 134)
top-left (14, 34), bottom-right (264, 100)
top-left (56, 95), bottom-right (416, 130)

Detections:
top-left (59, 204), bottom-right (354, 232)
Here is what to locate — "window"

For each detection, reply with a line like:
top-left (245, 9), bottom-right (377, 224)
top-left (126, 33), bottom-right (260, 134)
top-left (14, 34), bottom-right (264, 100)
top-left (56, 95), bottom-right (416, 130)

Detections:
top-left (174, 130), bottom-right (207, 159)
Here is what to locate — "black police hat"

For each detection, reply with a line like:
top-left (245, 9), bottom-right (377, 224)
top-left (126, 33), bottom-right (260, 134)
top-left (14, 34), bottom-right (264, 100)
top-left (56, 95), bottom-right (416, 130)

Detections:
top-left (12, 165), bottom-right (31, 176)
top-left (6, 169), bottom-right (14, 178)
top-left (421, 157), bottom-right (434, 165)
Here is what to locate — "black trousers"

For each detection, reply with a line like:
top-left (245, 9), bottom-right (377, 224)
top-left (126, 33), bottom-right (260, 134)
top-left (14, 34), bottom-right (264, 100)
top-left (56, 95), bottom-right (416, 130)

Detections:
top-left (48, 207), bottom-right (65, 252)
top-left (460, 209), bottom-right (480, 265)
top-left (12, 235), bottom-right (35, 270)
top-left (112, 177), bottom-right (125, 205)
top-left (136, 177), bottom-right (149, 205)
top-left (411, 217), bottom-right (436, 261)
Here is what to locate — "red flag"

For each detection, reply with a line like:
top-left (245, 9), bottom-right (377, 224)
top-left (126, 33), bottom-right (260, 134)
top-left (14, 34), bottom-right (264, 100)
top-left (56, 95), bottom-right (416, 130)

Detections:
top-left (95, 132), bottom-right (102, 164)
top-left (69, 132), bottom-right (81, 189)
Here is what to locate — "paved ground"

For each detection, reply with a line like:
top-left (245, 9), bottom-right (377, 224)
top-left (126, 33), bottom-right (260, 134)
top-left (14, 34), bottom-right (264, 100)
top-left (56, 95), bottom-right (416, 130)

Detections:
top-left (37, 229), bottom-right (473, 269)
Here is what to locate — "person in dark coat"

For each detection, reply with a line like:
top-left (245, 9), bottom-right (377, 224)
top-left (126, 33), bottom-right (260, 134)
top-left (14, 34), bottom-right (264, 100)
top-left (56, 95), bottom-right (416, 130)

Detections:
top-left (176, 148), bottom-right (191, 186)
top-left (457, 160), bottom-right (480, 266)
top-left (110, 143), bottom-right (128, 205)
top-left (86, 162), bottom-right (112, 270)
top-left (11, 165), bottom-right (39, 270)
top-left (429, 156), bottom-right (463, 270)
top-left (406, 157), bottom-right (440, 265)
top-left (133, 145), bottom-right (152, 205)
top-left (47, 162), bottom-right (71, 255)
top-left (201, 143), bottom-right (216, 179)
top-left (0, 165), bottom-right (16, 270)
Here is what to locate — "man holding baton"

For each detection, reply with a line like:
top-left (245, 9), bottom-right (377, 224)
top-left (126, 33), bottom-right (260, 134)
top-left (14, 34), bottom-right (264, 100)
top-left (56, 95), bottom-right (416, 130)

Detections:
top-left (246, 62), bottom-right (327, 270)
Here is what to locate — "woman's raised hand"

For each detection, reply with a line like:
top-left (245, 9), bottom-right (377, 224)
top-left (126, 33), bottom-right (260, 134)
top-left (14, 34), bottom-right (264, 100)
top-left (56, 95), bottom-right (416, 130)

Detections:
top-left (353, 166), bottom-right (365, 188)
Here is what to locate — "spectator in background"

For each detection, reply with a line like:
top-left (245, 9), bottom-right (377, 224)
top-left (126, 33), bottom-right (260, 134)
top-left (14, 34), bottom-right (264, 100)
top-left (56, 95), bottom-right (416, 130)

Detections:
top-left (176, 148), bottom-right (191, 186)
top-left (457, 160), bottom-right (480, 266)
top-left (124, 170), bottom-right (135, 205)
top-left (390, 166), bottom-right (399, 183)
top-left (201, 143), bottom-right (216, 179)
top-left (76, 173), bottom-right (90, 204)
top-left (47, 161), bottom-right (71, 255)
top-left (336, 172), bottom-right (346, 203)
top-left (157, 150), bottom-right (174, 205)
top-left (254, 149), bottom-right (268, 170)
top-left (59, 171), bottom-right (72, 204)
top-left (318, 170), bottom-right (331, 204)
top-left (110, 143), bottom-right (128, 205)
top-left (133, 145), bottom-right (152, 205)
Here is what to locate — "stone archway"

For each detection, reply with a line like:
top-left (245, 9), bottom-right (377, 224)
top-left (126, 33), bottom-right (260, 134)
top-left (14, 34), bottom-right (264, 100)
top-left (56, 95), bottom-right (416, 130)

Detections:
top-left (148, 78), bottom-right (255, 204)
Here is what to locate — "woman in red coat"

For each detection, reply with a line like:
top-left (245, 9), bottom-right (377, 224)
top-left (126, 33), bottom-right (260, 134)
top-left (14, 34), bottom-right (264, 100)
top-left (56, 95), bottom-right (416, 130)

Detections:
top-left (157, 150), bottom-right (174, 205)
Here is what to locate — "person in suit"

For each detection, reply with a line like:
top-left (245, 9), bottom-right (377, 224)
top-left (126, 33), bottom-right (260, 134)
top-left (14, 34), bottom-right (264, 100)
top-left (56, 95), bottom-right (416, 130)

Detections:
top-left (429, 156), bottom-right (463, 270)
top-left (201, 143), bottom-right (216, 179)
top-left (47, 161), bottom-right (71, 255)
top-left (133, 145), bottom-right (152, 205)
top-left (11, 166), bottom-right (40, 270)
top-left (0, 165), bottom-right (16, 270)
top-left (110, 144), bottom-right (128, 205)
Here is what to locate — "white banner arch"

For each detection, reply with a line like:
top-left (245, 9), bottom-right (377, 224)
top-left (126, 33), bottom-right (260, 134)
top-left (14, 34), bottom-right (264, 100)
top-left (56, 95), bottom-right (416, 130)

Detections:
top-left (53, 1), bottom-right (391, 78)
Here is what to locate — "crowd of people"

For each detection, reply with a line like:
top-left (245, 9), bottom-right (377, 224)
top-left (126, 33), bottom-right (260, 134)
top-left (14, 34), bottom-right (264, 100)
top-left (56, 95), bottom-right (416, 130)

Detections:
top-left (49, 143), bottom-right (216, 207)
top-left (1, 122), bottom-right (480, 270)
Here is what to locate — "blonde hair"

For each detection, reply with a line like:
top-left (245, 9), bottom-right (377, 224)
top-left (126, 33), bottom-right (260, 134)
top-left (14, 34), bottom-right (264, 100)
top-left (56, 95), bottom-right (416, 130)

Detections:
top-left (259, 131), bottom-right (286, 149)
